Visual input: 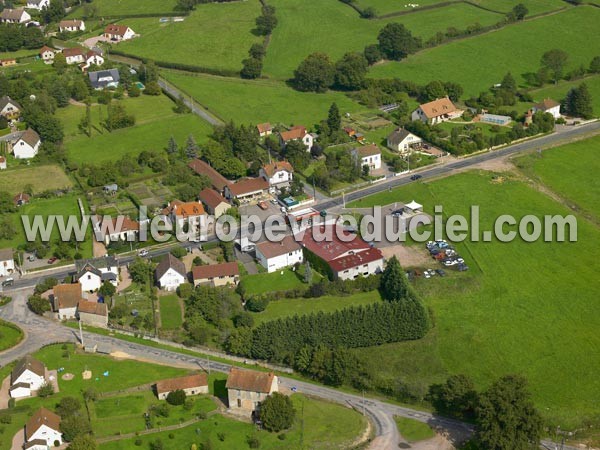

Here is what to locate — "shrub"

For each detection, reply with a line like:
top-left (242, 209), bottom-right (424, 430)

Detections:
top-left (259, 392), bottom-right (295, 432)
top-left (177, 283), bottom-right (193, 299)
top-left (246, 436), bottom-right (260, 448)
top-left (0, 414), bottom-right (11, 424)
top-left (166, 389), bottom-right (187, 406)
top-left (37, 382), bottom-right (54, 398)
top-left (171, 247), bottom-right (188, 258)
top-left (168, 433), bottom-right (175, 439)
top-left (134, 438), bottom-right (142, 446)
top-left (245, 296), bottom-right (269, 312)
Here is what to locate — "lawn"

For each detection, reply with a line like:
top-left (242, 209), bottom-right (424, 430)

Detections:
top-left (368, 6), bottom-right (600, 97)
top-left (240, 268), bottom-right (306, 296)
top-left (0, 193), bottom-right (93, 259)
top-left (56, 94), bottom-right (212, 164)
top-left (115, 1), bottom-right (263, 73)
top-left (513, 135), bottom-right (600, 221)
top-left (263, 0), bottom-right (504, 79)
top-left (0, 321), bottom-right (23, 352)
top-left (99, 394), bottom-right (367, 450)
top-left (354, 0), bottom-right (565, 16)
top-left (437, 120), bottom-right (510, 138)
top-left (0, 164), bottom-right (73, 195)
top-left (159, 294), bottom-right (183, 329)
top-left (523, 74), bottom-right (600, 118)
top-left (395, 416), bottom-right (436, 442)
top-left (68, 0), bottom-right (179, 17)
top-left (349, 170), bottom-right (600, 428)
top-left (253, 290), bottom-right (383, 325)
top-left (162, 71), bottom-right (372, 126)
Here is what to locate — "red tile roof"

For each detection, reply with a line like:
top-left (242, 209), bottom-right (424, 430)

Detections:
top-left (301, 226), bottom-right (371, 261)
top-left (192, 262), bottom-right (239, 281)
top-left (328, 247), bottom-right (384, 272)
top-left (155, 373), bottom-right (208, 395)
top-left (227, 177), bottom-right (269, 197)
top-left (534, 98), bottom-right (560, 110)
top-left (53, 283), bottom-right (83, 309)
top-left (62, 47), bottom-right (84, 58)
top-left (104, 24), bottom-right (130, 36)
top-left (262, 161), bottom-right (294, 177)
top-left (280, 125), bottom-right (307, 142)
top-left (256, 123), bottom-right (272, 134)
top-left (26, 408), bottom-right (61, 441)
top-left (226, 367), bottom-right (275, 394)
top-left (356, 144), bottom-right (380, 158)
top-left (77, 300), bottom-right (107, 317)
top-left (188, 159), bottom-right (229, 191)
top-left (418, 97), bottom-right (458, 119)
top-left (199, 188), bottom-right (229, 210)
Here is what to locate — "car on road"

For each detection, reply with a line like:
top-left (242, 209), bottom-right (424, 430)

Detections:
top-left (410, 174), bottom-right (422, 181)
top-left (1, 278), bottom-right (14, 287)
top-left (391, 209), bottom-right (404, 217)
top-left (138, 249), bottom-right (149, 257)
top-left (47, 257), bottom-right (58, 264)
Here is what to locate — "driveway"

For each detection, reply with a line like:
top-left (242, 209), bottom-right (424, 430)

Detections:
top-left (82, 35), bottom-right (109, 49)
top-left (0, 375), bottom-right (10, 409)
top-left (234, 247), bottom-right (257, 275)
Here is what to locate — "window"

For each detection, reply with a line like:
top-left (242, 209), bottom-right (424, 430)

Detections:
top-left (87, 275), bottom-right (91, 280)
top-left (237, 399), bottom-right (242, 407)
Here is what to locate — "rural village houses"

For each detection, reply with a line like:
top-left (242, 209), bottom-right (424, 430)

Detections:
top-left (532, 98), bottom-right (562, 119)
top-left (59, 19), bottom-right (85, 32)
top-left (39, 46), bottom-right (58, 64)
top-left (188, 159), bottom-right (230, 192)
top-left (279, 125), bottom-right (314, 150)
top-left (74, 256), bottom-right (119, 292)
top-left (192, 261), bottom-right (239, 288)
top-left (259, 161), bottom-right (294, 192)
top-left (26, 0), bottom-right (50, 10)
top-left (226, 367), bottom-right (278, 415)
top-left (25, 408), bottom-right (62, 448)
top-left (0, 95), bottom-right (22, 120)
top-left (0, 248), bottom-right (15, 277)
top-left (256, 122), bottom-right (272, 137)
top-left (352, 144), bottom-right (381, 171)
top-left (11, 129), bottom-right (41, 159)
top-left (387, 128), bottom-right (423, 154)
top-left (411, 97), bottom-right (462, 125)
top-left (223, 177), bottom-right (269, 203)
top-left (155, 373), bottom-right (209, 400)
top-left (10, 356), bottom-right (47, 399)
top-left (104, 24), bottom-right (136, 41)
top-left (89, 69), bottom-right (120, 90)
top-left (155, 253), bottom-right (187, 291)
top-left (0, 8), bottom-right (31, 24)
top-left (255, 235), bottom-right (304, 273)
top-left (52, 283), bottom-right (84, 320)
top-left (94, 216), bottom-right (140, 245)
top-left (198, 188), bottom-right (230, 218)
top-left (77, 300), bottom-right (109, 328)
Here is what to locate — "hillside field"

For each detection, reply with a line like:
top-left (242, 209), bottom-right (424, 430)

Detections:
top-left (0, 165), bottom-right (73, 195)
top-left (115, 1), bottom-right (263, 73)
top-left (368, 6), bottom-right (600, 97)
top-left (262, 0), bottom-right (504, 79)
top-left (163, 72), bottom-right (373, 126)
top-left (349, 168), bottom-right (600, 428)
top-left (68, 0), bottom-right (179, 17)
top-left (56, 94), bottom-right (212, 164)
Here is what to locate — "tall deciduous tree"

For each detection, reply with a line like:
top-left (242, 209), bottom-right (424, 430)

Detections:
top-left (540, 49), bottom-right (569, 83)
top-left (293, 53), bottom-right (335, 93)
top-left (476, 375), bottom-right (542, 450)
top-left (259, 392), bottom-right (295, 432)
top-left (334, 52), bottom-right (368, 90)
top-left (564, 82), bottom-right (594, 119)
top-left (377, 23), bottom-right (421, 61)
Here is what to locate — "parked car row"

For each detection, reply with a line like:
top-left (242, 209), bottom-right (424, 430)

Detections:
top-left (426, 240), bottom-right (469, 271)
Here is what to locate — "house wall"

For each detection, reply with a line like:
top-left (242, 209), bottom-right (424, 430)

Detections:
top-left (361, 154), bottom-right (381, 170)
top-left (0, 258), bottom-right (15, 277)
top-left (194, 274), bottom-right (238, 288)
top-left (159, 268), bottom-right (185, 291)
top-left (13, 140), bottom-right (39, 159)
top-left (1, 103), bottom-right (20, 119)
top-left (227, 377), bottom-right (278, 413)
top-left (78, 272), bottom-right (102, 292)
top-left (256, 249), bottom-right (303, 273)
top-left (335, 257), bottom-right (384, 281)
top-left (78, 311), bottom-right (108, 328)
top-left (157, 385), bottom-right (209, 400)
top-left (14, 370), bottom-right (45, 391)
top-left (211, 202), bottom-right (229, 219)
top-left (9, 386), bottom-right (31, 398)
top-left (29, 425), bottom-right (62, 447)
top-left (58, 306), bottom-right (77, 320)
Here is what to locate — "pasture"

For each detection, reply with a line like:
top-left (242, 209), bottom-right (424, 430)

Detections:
top-left (240, 267), bottom-right (306, 296)
top-left (68, 0), bottom-right (179, 17)
top-left (116, 1), bottom-right (263, 72)
top-left (350, 170), bottom-right (600, 427)
top-left (99, 394), bottom-right (367, 450)
top-left (368, 6), bottom-right (600, 97)
top-left (163, 71), bottom-right (372, 126)
top-left (354, 0), bottom-right (566, 16)
top-left (0, 165), bottom-right (73, 195)
top-left (513, 135), bottom-right (600, 221)
top-left (56, 94), bottom-right (212, 164)
top-left (263, 0), bottom-right (504, 79)
top-left (159, 294), bottom-right (183, 329)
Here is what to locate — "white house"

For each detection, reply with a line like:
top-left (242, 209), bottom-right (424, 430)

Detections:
top-left (0, 8), bottom-right (31, 24)
top-left (39, 46), bottom-right (57, 64)
top-left (353, 144), bottom-right (381, 171)
top-left (104, 24), bottom-right (136, 41)
top-left (75, 256), bottom-right (119, 292)
top-left (84, 50), bottom-right (104, 68)
top-left (94, 216), bottom-right (140, 245)
top-left (155, 373), bottom-right (209, 400)
top-left (25, 408), bottom-right (62, 448)
top-left (256, 123), bottom-right (272, 137)
top-left (52, 283), bottom-right (83, 320)
top-left (63, 47), bottom-right (85, 65)
top-left (155, 253), bottom-right (187, 291)
top-left (532, 98), bottom-right (561, 119)
top-left (0, 156), bottom-right (6, 170)
top-left (279, 125), bottom-right (314, 151)
top-left (162, 200), bottom-right (206, 239)
top-left (0, 248), bottom-right (15, 277)
top-left (58, 19), bottom-right (85, 32)
top-left (0, 95), bottom-right (22, 120)
top-left (411, 97), bottom-right (462, 125)
top-left (9, 356), bottom-right (46, 399)
top-left (12, 129), bottom-right (41, 159)
top-left (255, 235), bottom-right (303, 273)
top-left (259, 161), bottom-right (294, 191)
top-left (26, 0), bottom-right (50, 10)
top-left (386, 128), bottom-right (423, 154)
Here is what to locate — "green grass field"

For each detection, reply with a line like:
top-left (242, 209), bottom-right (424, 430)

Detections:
top-left (99, 394), bottom-right (366, 450)
top-left (395, 416), bottom-right (436, 442)
top-left (56, 94), bottom-right (212, 164)
top-left (263, 0), bottom-right (503, 79)
top-left (68, 0), bottom-right (178, 17)
top-left (523, 74), bottom-right (600, 118)
top-left (0, 321), bottom-right (23, 352)
top-left (0, 164), bottom-right (73, 195)
top-left (159, 294), bottom-right (183, 329)
top-left (163, 72), bottom-right (372, 126)
top-left (354, 0), bottom-right (565, 16)
top-left (0, 193), bottom-right (93, 258)
top-left (369, 6), bottom-right (600, 97)
top-left (240, 268), bottom-right (306, 296)
top-left (437, 120), bottom-right (509, 137)
top-left (349, 169), bottom-right (600, 428)
top-left (115, 1), bottom-right (262, 72)
top-left (513, 135), bottom-right (600, 221)
top-left (253, 291), bottom-right (382, 325)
